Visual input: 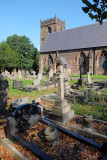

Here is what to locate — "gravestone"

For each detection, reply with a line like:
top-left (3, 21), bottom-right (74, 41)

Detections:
top-left (0, 76), bottom-right (9, 113)
top-left (13, 81), bottom-right (23, 89)
top-left (49, 67), bottom-right (53, 81)
top-left (25, 71), bottom-right (30, 78)
top-left (13, 68), bottom-right (17, 77)
top-left (18, 70), bottom-right (22, 79)
top-left (78, 57), bottom-right (83, 86)
top-left (38, 72), bottom-right (42, 81)
top-left (86, 72), bottom-right (92, 84)
top-left (21, 70), bottom-right (25, 77)
top-left (33, 79), bottom-right (40, 86)
top-left (5, 70), bottom-right (8, 77)
top-left (10, 97), bottom-right (28, 112)
top-left (7, 103), bottom-right (41, 139)
top-left (84, 89), bottom-right (90, 101)
top-left (49, 65), bottom-right (74, 123)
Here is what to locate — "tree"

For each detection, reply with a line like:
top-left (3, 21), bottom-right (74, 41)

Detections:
top-left (82, 0), bottom-right (107, 24)
top-left (33, 51), bottom-right (40, 74)
top-left (0, 42), bottom-right (20, 71)
top-left (6, 35), bottom-right (38, 71)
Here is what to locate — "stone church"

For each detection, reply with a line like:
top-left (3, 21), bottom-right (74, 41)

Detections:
top-left (40, 15), bottom-right (107, 75)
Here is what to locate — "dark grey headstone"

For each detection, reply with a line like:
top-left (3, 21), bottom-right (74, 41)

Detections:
top-left (13, 81), bottom-right (23, 89)
top-left (78, 79), bottom-right (82, 86)
top-left (0, 76), bottom-right (9, 113)
top-left (7, 103), bottom-right (41, 139)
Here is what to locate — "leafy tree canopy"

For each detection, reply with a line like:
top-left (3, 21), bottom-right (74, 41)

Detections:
top-left (82, 0), bottom-right (107, 24)
top-left (6, 34), bottom-right (38, 71)
top-left (0, 42), bottom-right (20, 70)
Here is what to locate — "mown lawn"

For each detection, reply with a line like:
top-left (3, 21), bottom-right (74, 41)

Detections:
top-left (7, 78), bottom-right (107, 121)
top-left (71, 75), bottom-right (107, 79)
top-left (8, 79), bottom-right (57, 104)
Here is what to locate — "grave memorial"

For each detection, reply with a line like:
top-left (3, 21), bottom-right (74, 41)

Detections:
top-left (0, 76), bottom-right (9, 113)
top-left (13, 81), bottom-right (23, 89)
top-left (78, 56), bottom-right (83, 86)
top-left (86, 72), bottom-right (92, 85)
top-left (7, 103), bottom-right (41, 139)
top-left (48, 67), bottom-right (54, 81)
top-left (18, 70), bottom-right (22, 79)
top-left (49, 65), bottom-right (74, 123)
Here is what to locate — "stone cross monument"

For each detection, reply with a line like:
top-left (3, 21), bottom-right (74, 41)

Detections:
top-left (57, 65), bottom-right (64, 100)
top-left (78, 57), bottom-right (83, 85)
top-left (49, 65), bottom-right (74, 123)
top-left (86, 72), bottom-right (92, 84)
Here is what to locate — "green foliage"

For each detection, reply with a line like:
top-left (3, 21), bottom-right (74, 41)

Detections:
top-left (43, 66), bottom-right (49, 74)
top-left (82, 0), bottom-right (107, 24)
top-left (6, 34), bottom-right (38, 71)
top-left (72, 102), bottom-right (107, 121)
top-left (88, 88), bottom-right (107, 103)
top-left (0, 42), bottom-right (20, 70)
top-left (71, 74), bottom-right (107, 79)
top-left (33, 51), bottom-right (40, 73)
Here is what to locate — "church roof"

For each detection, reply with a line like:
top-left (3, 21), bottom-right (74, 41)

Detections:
top-left (41, 21), bottom-right (107, 53)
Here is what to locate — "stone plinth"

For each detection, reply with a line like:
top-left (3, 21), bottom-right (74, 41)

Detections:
top-left (49, 99), bottom-right (74, 123)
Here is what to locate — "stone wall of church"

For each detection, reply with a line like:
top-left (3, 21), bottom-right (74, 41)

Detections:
top-left (41, 47), bottom-right (107, 75)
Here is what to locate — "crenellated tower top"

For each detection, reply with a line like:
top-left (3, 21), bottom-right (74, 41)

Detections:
top-left (40, 15), bottom-right (65, 50)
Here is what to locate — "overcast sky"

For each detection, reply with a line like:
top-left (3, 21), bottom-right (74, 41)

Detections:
top-left (0, 0), bottom-right (99, 51)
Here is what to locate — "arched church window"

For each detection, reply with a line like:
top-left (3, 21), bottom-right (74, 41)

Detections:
top-left (48, 26), bottom-right (51, 33)
top-left (48, 54), bottom-right (53, 67)
top-left (99, 53), bottom-right (107, 69)
top-left (78, 54), bottom-right (86, 68)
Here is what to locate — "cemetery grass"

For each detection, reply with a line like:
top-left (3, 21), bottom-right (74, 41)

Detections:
top-left (72, 101), bottom-right (107, 121)
top-left (71, 75), bottom-right (107, 79)
top-left (8, 79), bottom-right (57, 105)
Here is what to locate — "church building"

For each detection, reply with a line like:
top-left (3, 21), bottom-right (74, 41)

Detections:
top-left (40, 15), bottom-right (107, 75)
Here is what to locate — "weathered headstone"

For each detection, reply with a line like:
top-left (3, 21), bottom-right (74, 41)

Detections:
top-left (5, 70), bottom-right (8, 77)
top-left (13, 68), bottom-right (17, 77)
top-left (7, 103), bottom-right (41, 139)
top-left (38, 72), bottom-right (42, 80)
top-left (33, 79), bottom-right (40, 86)
top-left (84, 89), bottom-right (90, 101)
top-left (49, 65), bottom-right (74, 123)
top-left (21, 70), bottom-right (25, 77)
top-left (13, 81), bottom-right (23, 89)
top-left (78, 57), bottom-right (83, 86)
top-left (10, 97), bottom-right (28, 112)
top-left (86, 72), bottom-right (92, 84)
top-left (18, 70), bottom-right (22, 79)
top-left (0, 76), bottom-right (9, 113)
top-left (49, 67), bottom-right (53, 81)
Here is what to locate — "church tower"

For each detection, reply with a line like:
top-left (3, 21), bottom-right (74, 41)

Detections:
top-left (40, 14), bottom-right (65, 50)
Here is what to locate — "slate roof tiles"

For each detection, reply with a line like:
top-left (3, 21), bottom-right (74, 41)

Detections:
top-left (41, 21), bottom-right (107, 53)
